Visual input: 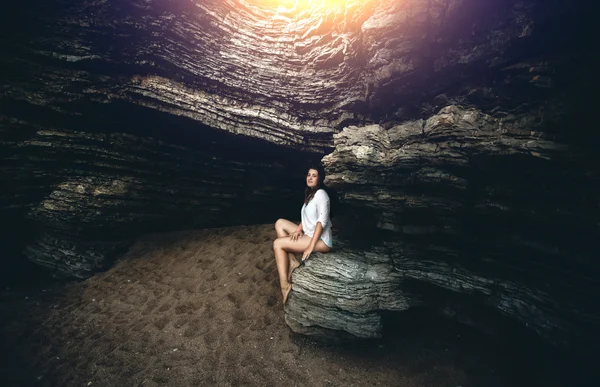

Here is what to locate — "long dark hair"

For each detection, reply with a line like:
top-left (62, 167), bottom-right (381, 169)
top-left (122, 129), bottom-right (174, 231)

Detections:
top-left (304, 165), bottom-right (326, 204)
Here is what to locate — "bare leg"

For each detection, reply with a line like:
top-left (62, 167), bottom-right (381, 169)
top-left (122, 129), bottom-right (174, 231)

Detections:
top-left (274, 219), bottom-right (301, 281)
top-left (273, 238), bottom-right (292, 304)
top-left (287, 259), bottom-right (301, 282)
top-left (273, 235), bottom-right (331, 304)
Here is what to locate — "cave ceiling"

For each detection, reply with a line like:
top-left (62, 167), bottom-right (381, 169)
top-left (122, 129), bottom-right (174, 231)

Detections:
top-left (2, 0), bottom-right (593, 152)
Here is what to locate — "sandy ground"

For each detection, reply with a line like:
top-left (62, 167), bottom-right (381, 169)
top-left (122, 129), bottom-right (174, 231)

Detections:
top-left (0, 224), bottom-right (582, 387)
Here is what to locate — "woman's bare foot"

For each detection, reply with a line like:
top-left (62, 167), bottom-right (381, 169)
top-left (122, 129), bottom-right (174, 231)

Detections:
top-left (281, 283), bottom-right (292, 305)
top-left (287, 259), bottom-right (301, 282)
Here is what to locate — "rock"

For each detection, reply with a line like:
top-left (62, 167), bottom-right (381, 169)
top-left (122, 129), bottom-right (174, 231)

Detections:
top-left (286, 106), bottom-right (599, 354)
top-left (322, 105), bottom-right (584, 238)
top-left (2, 122), bottom-right (313, 277)
top-left (287, 235), bottom-right (598, 354)
top-left (0, 0), bottom-right (588, 152)
top-left (285, 246), bottom-right (403, 340)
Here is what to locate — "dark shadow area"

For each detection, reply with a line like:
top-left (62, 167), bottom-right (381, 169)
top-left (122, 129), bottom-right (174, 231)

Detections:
top-left (0, 253), bottom-right (52, 289)
top-left (288, 306), bottom-right (596, 387)
top-left (379, 307), bottom-right (596, 387)
top-left (0, 212), bottom-right (51, 287)
top-left (0, 98), bottom-right (329, 164)
top-left (0, 262), bottom-right (64, 387)
top-left (0, 350), bottom-right (40, 387)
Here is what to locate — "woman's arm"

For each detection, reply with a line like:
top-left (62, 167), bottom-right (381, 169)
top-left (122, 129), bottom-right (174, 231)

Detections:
top-left (303, 190), bottom-right (330, 260)
top-left (290, 223), bottom-right (303, 241)
top-left (302, 221), bottom-right (323, 261)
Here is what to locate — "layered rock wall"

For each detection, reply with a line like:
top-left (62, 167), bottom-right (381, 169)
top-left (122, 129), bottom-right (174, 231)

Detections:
top-left (2, 0), bottom-right (584, 151)
top-left (1, 111), bottom-right (312, 277)
top-left (286, 105), bottom-right (599, 354)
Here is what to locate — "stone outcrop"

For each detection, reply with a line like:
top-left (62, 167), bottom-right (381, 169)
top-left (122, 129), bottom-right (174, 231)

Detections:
top-left (287, 240), bottom-right (598, 353)
top-left (1, 112), bottom-right (313, 277)
top-left (285, 106), bottom-right (599, 354)
top-left (323, 105), bottom-right (596, 242)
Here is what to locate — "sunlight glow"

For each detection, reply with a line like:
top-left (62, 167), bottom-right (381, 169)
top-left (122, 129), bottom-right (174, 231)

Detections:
top-left (239, 0), bottom-right (375, 31)
top-left (250, 0), bottom-right (358, 13)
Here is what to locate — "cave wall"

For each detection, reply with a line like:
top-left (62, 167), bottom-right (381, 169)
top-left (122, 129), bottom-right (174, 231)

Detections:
top-left (1, 107), bottom-right (315, 277)
top-left (285, 105), bottom-right (598, 355)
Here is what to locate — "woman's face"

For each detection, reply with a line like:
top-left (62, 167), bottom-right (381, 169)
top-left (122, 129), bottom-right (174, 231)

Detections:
top-left (306, 169), bottom-right (319, 189)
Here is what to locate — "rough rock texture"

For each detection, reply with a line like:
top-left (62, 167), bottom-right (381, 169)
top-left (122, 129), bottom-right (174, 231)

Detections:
top-left (2, 0), bottom-right (592, 151)
top-left (1, 111), bottom-right (312, 277)
top-left (0, 0), bottom-right (598, 355)
top-left (324, 105), bottom-right (597, 241)
top-left (286, 105), bottom-right (599, 354)
top-left (286, 247), bottom-right (403, 340)
top-left (287, 239), bottom-right (598, 353)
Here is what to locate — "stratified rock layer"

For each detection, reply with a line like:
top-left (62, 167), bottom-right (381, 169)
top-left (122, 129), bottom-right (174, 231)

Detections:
top-left (285, 105), bottom-right (598, 354)
top-left (2, 0), bottom-right (589, 151)
top-left (1, 111), bottom-right (311, 277)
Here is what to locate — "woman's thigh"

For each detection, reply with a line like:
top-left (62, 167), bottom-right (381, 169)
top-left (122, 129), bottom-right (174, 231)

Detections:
top-left (275, 218), bottom-right (299, 235)
top-left (275, 235), bottom-right (331, 253)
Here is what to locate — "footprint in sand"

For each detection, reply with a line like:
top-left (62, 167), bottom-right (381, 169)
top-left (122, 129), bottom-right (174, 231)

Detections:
top-left (203, 331), bottom-right (218, 345)
top-left (232, 309), bottom-right (247, 321)
top-left (157, 302), bottom-right (171, 313)
top-left (174, 317), bottom-right (188, 328)
top-left (203, 305), bottom-right (217, 319)
top-left (225, 293), bottom-right (240, 307)
top-left (254, 260), bottom-right (270, 273)
top-left (122, 292), bottom-right (148, 306)
top-left (174, 302), bottom-right (196, 314)
top-left (153, 316), bottom-right (169, 330)
top-left (226, 329), bottom-right (239, 341)
top-left (182, 318), bottom-right (208, 338)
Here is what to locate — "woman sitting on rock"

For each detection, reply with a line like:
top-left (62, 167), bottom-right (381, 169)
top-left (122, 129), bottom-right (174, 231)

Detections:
top-left (273, 165), bottom-right (333, 305)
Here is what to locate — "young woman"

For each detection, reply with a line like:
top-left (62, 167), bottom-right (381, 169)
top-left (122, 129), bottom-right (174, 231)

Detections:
top-left (273, 166), bottom-right (333, 305)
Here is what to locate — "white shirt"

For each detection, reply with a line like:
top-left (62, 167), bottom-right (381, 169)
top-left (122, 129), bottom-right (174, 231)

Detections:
top-left (301, 189), bottom-right (333, 248)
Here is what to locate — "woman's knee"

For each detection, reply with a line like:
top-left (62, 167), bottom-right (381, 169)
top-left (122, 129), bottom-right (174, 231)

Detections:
top-left (274, 218), bottom-right (284, 231)
top-left (272, 237), bottom-right (281, 250)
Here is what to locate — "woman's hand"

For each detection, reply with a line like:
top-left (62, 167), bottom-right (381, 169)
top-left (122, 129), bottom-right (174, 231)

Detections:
top-left (290, 231), bottom-right (302, 242)
top-left (302, 245), bottom-right (314, 261)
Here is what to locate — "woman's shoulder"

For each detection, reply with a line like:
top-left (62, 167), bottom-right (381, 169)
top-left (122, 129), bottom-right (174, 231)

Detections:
top-left (315, 189), bottom-right (330, 200)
